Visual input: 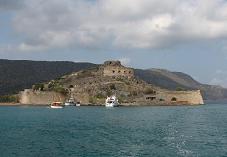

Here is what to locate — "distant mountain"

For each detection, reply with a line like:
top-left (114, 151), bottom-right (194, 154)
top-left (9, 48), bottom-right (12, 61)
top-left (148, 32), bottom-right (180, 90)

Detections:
top-left (134, 69), bottom-right (227, 101)
top-left (0, 59), bottom-right (97, 95)
top-left (0, 59), bottom-right (227, 101)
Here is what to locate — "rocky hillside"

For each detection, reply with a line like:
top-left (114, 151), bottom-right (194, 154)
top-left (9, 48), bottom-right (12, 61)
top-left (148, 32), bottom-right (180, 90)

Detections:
top-left (1, 59), bottom-right (227, 101)
top-left (39, 66), bottom-right (159, 105)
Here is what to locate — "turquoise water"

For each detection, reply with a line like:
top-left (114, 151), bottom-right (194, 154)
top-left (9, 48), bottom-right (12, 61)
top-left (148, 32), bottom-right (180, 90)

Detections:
top-left (0, 104), bottom-right (227, 157)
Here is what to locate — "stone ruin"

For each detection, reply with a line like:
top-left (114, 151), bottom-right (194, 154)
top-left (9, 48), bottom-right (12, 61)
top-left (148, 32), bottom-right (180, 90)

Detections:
top-left (103, 60), bottom-right (134, 78)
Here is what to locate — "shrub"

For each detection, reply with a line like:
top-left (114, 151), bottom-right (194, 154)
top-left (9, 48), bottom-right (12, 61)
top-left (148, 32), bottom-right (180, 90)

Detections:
top-left (53, 87), bottom-right (68, 95)
top-left (109, 84), bottom-right (116, 90)
top-left (106, 90), bottom-right (112, 96)
top-left (33, 83), bottom-right (44, 91)
top-left (89, 97), bottom-right (96, 104)
top-left (176, 87), bottom-right (184, 91)
top-left (0, 95), bottom-right (19, 103)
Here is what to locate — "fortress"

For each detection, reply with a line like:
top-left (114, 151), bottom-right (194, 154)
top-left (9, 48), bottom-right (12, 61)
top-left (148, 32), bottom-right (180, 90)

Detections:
top-left (19, 60), bottom-right (204, 105)
top-left (103, 61), bottom-right (134, 78)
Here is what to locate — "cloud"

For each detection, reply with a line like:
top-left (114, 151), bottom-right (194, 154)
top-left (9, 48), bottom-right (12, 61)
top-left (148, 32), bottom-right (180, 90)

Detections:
top-left (119, 58), bottom-right (131, 66)
top-left (210, 78), bottom-right (227, 87)
top-left (0, 0), bottom-right (26, 11)
top-left (2, 0), bottom-right (227, 52)
top-left (210, 69), bottom-right (227, 87)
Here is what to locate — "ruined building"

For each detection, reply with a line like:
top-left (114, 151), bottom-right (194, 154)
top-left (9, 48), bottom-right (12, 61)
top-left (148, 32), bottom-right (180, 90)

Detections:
top-left (102, 61), bottom-right (134, 78)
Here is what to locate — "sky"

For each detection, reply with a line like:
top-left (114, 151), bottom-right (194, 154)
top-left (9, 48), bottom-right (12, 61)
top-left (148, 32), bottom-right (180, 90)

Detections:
top-left (1, 0), bottom-right (227, 87)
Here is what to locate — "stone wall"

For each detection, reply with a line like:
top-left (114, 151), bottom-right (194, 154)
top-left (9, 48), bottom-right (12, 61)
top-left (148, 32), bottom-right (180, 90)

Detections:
top-left (103, 61), bottom-right (134, 78)
top-left (142, 90), bottom-right (204, 105)
top-left (19, 89), bottom-right (66, 105)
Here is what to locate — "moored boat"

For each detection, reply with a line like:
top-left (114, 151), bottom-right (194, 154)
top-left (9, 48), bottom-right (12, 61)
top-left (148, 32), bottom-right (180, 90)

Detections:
top-left (50, 102), bottom-right (64, 109)
top-left (76, 102), bottom-right (81, 106)
top-left (64, 97), bottom-right (75, 106)
top-left (105, 95), bottom-right (119, 107)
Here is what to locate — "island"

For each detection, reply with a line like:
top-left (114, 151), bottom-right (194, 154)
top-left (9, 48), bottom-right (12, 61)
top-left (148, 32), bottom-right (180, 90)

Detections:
top-left (19, 61), bottom-right (204, 106)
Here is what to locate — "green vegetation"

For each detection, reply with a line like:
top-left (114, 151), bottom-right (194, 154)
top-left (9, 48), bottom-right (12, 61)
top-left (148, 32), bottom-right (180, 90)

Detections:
top-left (176, 87), bottom-right (185, 91)
top-left (33, 83), bottom-right (44, 91)
top-left (118, 94), bottom-right (127, 103)
top-left (0, 95), bottom-right (19, 103)
top-left (89, 97), bottom-right (96, 104)
top-left (48, 80), bottom-right (60, 89)
top-left (77, 70), bottom-right (93, 78)
top-left (109, 84), bottom-right (116, 90)
top-left (53, 87), bottom-right (68, 95)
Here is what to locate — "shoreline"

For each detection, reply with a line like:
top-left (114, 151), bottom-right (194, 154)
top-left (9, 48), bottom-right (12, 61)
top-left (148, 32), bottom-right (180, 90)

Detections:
top-left (0, 103), bottom-right (21, 106)
top-left (0, 102), bottom-right (204, 107)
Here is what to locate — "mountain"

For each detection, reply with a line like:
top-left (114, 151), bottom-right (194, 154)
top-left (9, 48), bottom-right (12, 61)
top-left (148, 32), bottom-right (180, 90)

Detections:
top-left (134, 69), bottom-right (227, 101)
top-left (0, 59), bottom-right (227, 101)
top-left (0, 59), bottom-right (97, 95)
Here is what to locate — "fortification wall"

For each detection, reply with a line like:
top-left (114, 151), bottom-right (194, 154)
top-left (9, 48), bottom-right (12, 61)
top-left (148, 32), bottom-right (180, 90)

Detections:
top-left (19, 89), bottom-right (66, 105)
top-left (156, 90), bottom-right (204, 105)
top-left (103, 66), bottom-right (134, 78)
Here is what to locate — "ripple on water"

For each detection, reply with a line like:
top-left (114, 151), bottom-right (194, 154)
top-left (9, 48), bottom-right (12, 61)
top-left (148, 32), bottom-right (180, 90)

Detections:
top-left (0, 105), bottom-right (227, 157)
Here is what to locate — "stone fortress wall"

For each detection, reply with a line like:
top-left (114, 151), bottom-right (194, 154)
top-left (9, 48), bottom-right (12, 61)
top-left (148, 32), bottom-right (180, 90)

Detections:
top-left (20, 89), bottom-right (66, 105)
top-left (103, 61), bottom-right (134, 78)
top-left (139, 90), bottom-right (204, 105)
top-left (158, 90), bottom-right (204, 105)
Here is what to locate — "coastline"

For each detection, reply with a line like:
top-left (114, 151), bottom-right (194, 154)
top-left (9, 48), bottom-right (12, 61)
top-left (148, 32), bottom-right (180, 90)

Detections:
top-left (0, 102), bottom-right (204, 107)
top-left (0, 103), bottom-right (21, 106)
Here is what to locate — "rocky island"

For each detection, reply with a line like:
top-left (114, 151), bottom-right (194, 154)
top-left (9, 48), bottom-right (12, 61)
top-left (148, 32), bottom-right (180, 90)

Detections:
top-left (19, 61), bottom-right (204, 106)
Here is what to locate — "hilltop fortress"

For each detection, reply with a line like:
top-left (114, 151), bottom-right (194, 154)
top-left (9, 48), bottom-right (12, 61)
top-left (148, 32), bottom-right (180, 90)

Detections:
top-left (19, 61), bottom-right (204, 105)
top-left (103, 61), bottom-right (134, 78)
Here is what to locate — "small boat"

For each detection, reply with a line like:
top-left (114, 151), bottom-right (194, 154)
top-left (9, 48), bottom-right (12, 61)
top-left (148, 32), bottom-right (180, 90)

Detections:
top-left (50, 102), bottom-right (64, 109)
top-left (76, 102), bottom-right (81, 106)
top-left (64, 97), bottom-right (75, 106)
top-left (105, 95), bottom-right (119, 107)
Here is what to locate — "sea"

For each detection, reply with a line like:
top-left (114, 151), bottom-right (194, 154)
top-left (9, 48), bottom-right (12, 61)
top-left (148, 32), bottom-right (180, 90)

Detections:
top-left (0, 104), bottom-right (227, 157)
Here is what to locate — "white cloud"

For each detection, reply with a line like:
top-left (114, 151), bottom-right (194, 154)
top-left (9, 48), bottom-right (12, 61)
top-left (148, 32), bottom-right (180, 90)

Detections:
top-left (210, 78), bottom-right (227, 87)
top-left (2, 0), bottom-right (227, 52)
top-left (119, 58), bottom-right (131, 66)
top-left (210, 69), bottom-right (227, 87)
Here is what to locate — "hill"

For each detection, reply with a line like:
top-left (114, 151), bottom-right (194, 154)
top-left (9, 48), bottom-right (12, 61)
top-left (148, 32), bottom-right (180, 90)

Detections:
top-left (134, 69), bottom-right (227, 101)
top-left (0, 59), bottom-right (97, 95)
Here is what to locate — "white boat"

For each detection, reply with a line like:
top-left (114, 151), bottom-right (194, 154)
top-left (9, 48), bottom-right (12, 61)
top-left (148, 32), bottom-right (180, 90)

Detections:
top-left (50, 102), bottom-right (64, 109)
top-left (105, 95), bottom-right (119, 107)
top-left (64, 97), bottom-right (75, 106)
top-left (76, 102), bottom-right (81, 106)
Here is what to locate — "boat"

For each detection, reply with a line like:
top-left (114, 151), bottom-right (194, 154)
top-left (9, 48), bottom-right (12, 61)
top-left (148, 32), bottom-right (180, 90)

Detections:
top-left (76, 102), bottom-right (81, 106)
top-left (105, 95), bottom-right (119, 107)
top-left (50, 102), bottom-right (64, 109)
top-left (64, 97), bottom-right (75, 106)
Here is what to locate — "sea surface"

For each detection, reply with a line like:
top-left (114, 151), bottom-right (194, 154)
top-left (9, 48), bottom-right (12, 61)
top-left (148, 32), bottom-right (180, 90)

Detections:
top-left (0, 104), bottom-right (227, 157)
